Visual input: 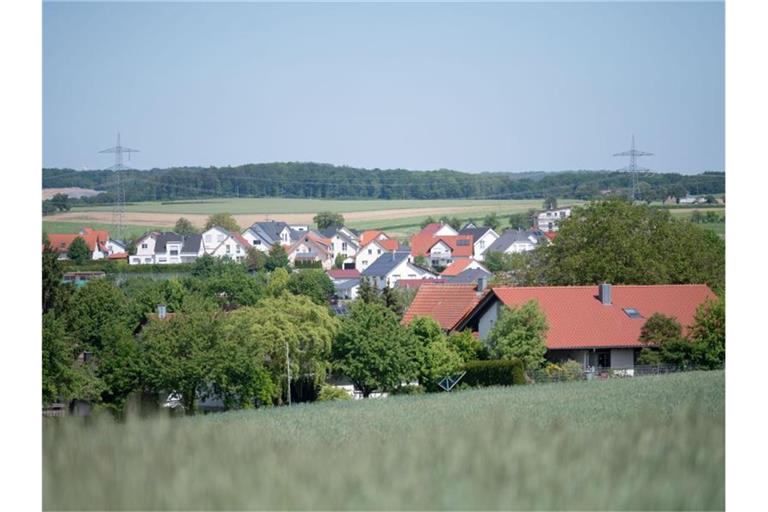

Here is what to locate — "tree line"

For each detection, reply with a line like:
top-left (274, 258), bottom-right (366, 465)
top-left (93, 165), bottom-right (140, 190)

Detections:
top-left (42, 163), bottom-right (725, 203)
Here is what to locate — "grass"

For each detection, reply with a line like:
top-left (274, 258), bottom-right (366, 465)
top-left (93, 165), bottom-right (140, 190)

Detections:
top-left (42, 221), bottom-right (170, 240)
top-left (67, 198), bottom-right (544, 215)
top-left (44, 371), bottom-right (724, 510)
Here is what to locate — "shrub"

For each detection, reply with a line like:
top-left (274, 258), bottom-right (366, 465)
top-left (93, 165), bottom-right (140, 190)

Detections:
top-left (391, 384), bottom-right (425, 395)
top-left (462, 359), bottom-right (525, 387)
top-left (317, 385), bottom-right (352, 402)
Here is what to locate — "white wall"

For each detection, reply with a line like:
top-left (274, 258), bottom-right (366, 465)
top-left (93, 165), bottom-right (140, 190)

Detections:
top-left (202, 227), bottom-right (229, 253)
top-left (473, 230), bottom-right (499, 260)
top-left (355, 241), bottom-right (385, 271)
top-left (435, 224), bottom-right (458, 236)
top-left (478, 301), bottom-right (501, 340)
top-left (242, 228), bottom-right (270, 252)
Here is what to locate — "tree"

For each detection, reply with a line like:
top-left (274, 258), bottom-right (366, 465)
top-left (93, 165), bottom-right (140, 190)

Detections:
top-left (221, 294), bottom-right (338, 404)
top-left (50, 193), bottom-right (71, 212)
top-left (408, 316), bottom-right (463, 390)
top-left (639, 313), bottom-right (683, 346)
top-left (420, 216), bottom-right (436, 229)
top-left (688, 297), bottom-right (725, 369)
top-left (245, 247), bottom-right (268, 271)
top-left (333, 301), bottom-right (420, 397)
top-left (333, 253), bottom-right (346, 269)
top-left (508, 213), bottom-right (529, 230)
top-left (67, 236), bottom-right (91, 264)
top-left (43, 313), bottom-right (78, 405)
top-left (447, 330), bottom-right (486, 362)
top-left (267, 267), bottom-right (290, 296)
top-left (265, 244), bottom-right (289, 271)
top-left (439, 216), bottom-right (462, 231)
top-left (96, 323), bottom-right (142, 413)
top-left (287, 269), bottom-right (335, 305)
top-left (185, 257), bottom-right (265, 308)
top-left (313, 212), bottom-right (345, 230)
top-left (174, 217), bottom-right (197, 235)
top-left (486, 300), bottom-right (548, 369)
top-left (204, 212), bottom-right (240, 233)
top-left (482, 212), bottom-right (501, 231)
top-left (65, 279), bottom-right (130, 353)
top-left (413, 255), bottom-right (428, 268)
top-left (543, 196), bottom-right (558, 210)
top-left (43, 242), bottom-right (71, 314)
top-left (540, 199), bottom-right (725, 292)
top-left (357, 277), bottom-right (380, 304)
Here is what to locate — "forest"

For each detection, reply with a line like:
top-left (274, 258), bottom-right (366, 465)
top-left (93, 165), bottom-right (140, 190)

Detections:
top-left (42, 163), bottom-right (725, 203)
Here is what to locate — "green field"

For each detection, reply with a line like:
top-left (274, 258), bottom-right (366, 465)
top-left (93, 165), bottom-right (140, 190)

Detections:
top-left (42, 221), bottom-right (169, 240)
top-left (67, 198), bottom-right (546, 215)
top-left (44, 371), bottom-right (724, 510)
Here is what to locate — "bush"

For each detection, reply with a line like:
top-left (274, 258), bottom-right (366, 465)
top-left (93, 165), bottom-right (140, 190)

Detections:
top-left (317, 385), bottom-right (351, 402)
top-left (536, 360), bottom-right (584, 383)
top-left (462, 359), bottom-right (525, 387)
top-left (391, 384), bottom-right (425, 395)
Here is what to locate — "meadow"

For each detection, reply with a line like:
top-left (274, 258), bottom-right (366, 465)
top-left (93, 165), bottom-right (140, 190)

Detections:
top-left (43, 371), bottom-right (725, 510)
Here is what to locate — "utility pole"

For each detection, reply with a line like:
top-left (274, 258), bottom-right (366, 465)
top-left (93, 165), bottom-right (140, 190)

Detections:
top-left (99, 133), bottom-right (139, 242)
top-left (285, 342), bottom-right (291, 406)
top-left (613, 135), bottom-right (653, 202)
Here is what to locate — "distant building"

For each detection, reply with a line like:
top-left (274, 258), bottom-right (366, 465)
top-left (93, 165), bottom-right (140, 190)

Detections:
top-left (129, 232), bottom-right (204, 265)
top-left (536, 208), bottom-right (572, 232)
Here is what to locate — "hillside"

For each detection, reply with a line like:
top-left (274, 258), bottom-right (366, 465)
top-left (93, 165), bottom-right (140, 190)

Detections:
top-left (42, 163), bottom-right (725, 203)
top-left (44, 371), bottom-right (724, 510)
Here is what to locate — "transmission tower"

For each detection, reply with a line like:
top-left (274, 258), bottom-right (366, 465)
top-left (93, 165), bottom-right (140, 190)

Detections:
top-left (613, 135), bottom-right (653, 201)
top-left (99, 133), bottom-right (139, 242)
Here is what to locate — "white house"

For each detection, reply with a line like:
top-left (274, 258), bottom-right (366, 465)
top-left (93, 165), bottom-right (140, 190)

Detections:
top-left (485, 230), bottom-right (542, 254)
top-left (537, 208), bottom-right (572, 232)
top-left (204, 228), bottom-right (251, 262)
top-left (458, 227), bottom-right (500, 261)
top-left (361, 250), bottom-right (439, 289)
top-left (129, 232), bottom-right (204, 265)
top-left (355, 238), bottom-right (400, 272)
top-left (317, 226), bottom-right (361, 261)
top-left (286, 233), bottom-right (334, 269)
top-left (241, 221), bottom-right (298, 251)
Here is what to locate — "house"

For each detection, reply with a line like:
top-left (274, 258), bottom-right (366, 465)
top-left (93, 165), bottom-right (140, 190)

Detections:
top-left (402, 281), bottom-right (488, 330)
top-left (452, 283), bottom-right (716, 370)
top-left (241, 220), bottom-right (302, 252)
top-left (360, 250), bottom-right (438, 289)
top-left (485, 229), bottom-right (543, 254)
top-left (317, 225), bottom-right (361, 261)
top-left (395, 278), bottom-right (445, 290)
top-left (203, 227), bottom-right (251, 262)
top-left (286, 232), bottom-right (334, 269)
top-left (458, 227), bottom-right (500, 261)
top-left (443, 267), bottom-right (493, 284)
top-left (129, 232), bottom-right (204, 265)
top-left (416, 222), bottom-right (459, 237)
top-left (441, 259), bottom-right (490, 277)
top-left (359, 230), bottom-right (391, 246)
top-left (327, 268), bottom-right (361, 300)
top-left (410, 234), bottom-right (474, 268)
top-left (46, 227), bottom-right (115, 260)
top-left (536, 208), bottom-right (572, 232)
top-left (355, 237), bottom-right (401, 272)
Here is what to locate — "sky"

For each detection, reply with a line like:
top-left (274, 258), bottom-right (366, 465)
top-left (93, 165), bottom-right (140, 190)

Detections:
top-left (43, 1), bottom-right (724, 173)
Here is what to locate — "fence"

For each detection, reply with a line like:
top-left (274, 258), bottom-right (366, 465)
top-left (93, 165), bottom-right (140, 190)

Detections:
top-left (526, 364), bottom-right (721, 384)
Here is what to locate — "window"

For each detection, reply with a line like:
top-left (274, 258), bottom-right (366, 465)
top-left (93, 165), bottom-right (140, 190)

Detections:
top-left (377, 249), bottom-right (381, 255)
top-left (478, 240), bottom-right (485, 249)
top-left (623, 308), bottom-right (643, 319)
top-left (368, 249), bottom-right (372, 255)
top-left (236, 246), bottom-right (241, 253)
top-left (158, 258), bottom-right (166, 263)
top-left (597, 350), bottom-right (611, 368)
top-left (144, 258), bottom-right (151, 263)
top-left (362, 260), bottom-right (368, 265)
top-left (457, 240), bottom-right (470, 246)
top-left (342, 242), bottom-right (347, 251)
top-left (548, 222), bottom-right (554, 230)
top-left (170, 250), bottom-right (178, 256)
top-left (254, 240), bottom-right (261, 245)
top-left (141, 243), bottom-right (148, 249)
top-left (226, 245), bottom-right (231, 254)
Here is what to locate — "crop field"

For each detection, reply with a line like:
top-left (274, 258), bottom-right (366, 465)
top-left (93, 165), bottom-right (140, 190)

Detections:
top-left (43, 197), bottom-right (585, 236)
top-left (42, 221), bottom-right (168, 241)
top-left (44, 371), bottom-right (724, 510)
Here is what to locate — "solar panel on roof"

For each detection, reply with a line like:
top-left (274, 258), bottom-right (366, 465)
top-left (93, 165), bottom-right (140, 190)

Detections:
top-left (623, 308), bottom-right (643, 319)
top-left (457, 240), bottom-right (470, 246)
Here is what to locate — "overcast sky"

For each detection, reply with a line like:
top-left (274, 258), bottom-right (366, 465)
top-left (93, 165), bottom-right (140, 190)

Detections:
top-left (43, 1), bottom-right (724, 173)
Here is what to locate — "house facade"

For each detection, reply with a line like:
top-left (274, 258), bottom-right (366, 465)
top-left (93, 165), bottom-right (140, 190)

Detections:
top-left (361, 250), bottom-right (438, 289)
top-left (458, 227), bottom-right (500, 261)
top-left (536, 208), bottom-right (572, 232)
top-left (485, 229), bottom-right (542, 254)
top-left (355, 238), bottom-right (400, 272)
top-left (129, 232), bottom-right (204, 265)
top-left (204, 228), bottom-right (251, 262)
top-left (286, 233), bottom-right (334, 269)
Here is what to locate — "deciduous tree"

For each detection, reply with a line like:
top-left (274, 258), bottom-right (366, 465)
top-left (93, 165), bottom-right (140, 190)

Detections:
top-left (204, 212), bottom-right (240, 233)
top-left (486, 300), bottom-right (548, 369)
top-left (313, 212), bottom-right (344, 230)
top-left (174, 217), bottom-right (197, 235)
top-left (67, 236), bottom-right (91, 264)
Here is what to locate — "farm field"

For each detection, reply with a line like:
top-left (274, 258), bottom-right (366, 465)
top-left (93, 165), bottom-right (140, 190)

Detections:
top-left (44, 371), bottom-right (724, 511)
top-left (43, 197), bottom-right (585, 234)
top-left (42, 221), bottom-right (168, 241)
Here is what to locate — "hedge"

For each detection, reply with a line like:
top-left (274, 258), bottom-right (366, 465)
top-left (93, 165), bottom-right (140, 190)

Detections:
top-left (462, 359), bottom-right (526, 387)
top-left (61, 260), bottom-right (198, 274)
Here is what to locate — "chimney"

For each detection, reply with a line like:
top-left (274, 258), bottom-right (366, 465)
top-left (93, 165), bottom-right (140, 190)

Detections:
top-left (477, 276), bottom-right (487, 293)
top-left (598, 283), bottom-right (612, 305)
top-left (157, 304), bottom-right (167, 319)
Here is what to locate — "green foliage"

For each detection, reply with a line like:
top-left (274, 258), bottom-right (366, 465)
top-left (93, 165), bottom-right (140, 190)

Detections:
top-left (543, 196), bottom-right (558, 210)
top-left (66, 236), bottom-right (91, 264)
top-left (174, 217), bottom-right (198, 234)
top-left (357, 277), bottom-right (380, 304)
top-left (316, 385), bottom-right (352, 402)
top-left (462, 359), bottom-right (526, 387)
top-left (447, 330), bottom-right (487, 362)
top-left (267, 267), bottom-right (290, 296)
top-left (688, 298), bottom-right (726, 369)
top-left (65, 279), bottom-right (130, 352)
top-left (540, 199), bottom-right (725, 291)
top-left (482, 212), bottom-right (501, 231)
top-left (204, 212), bottom-right (240, 233)
top-left (42, 313), bottom-right (79, 405)
top-left (486, 301), bottom-right (548, 369)
top-left (381, 285), bottom-right (415, 317)
top-left (420, 216), bottom-right (436, 229)
top-left (639, 313), bottom-right (683, 346)
top-left (333, 301), bottom-right (420, 397)
top-left (538, 360), bottom-right (584, 382)
top-left (245, 247), bottom-right (267, 271)
top-left (333, 253), bottom-right (346, 269)
top-left (294, 259), bottom-right (323, 269)
top-left (412, 254), bottom-right (428, 268)
top-left (185, 257), bottom-right (265, 307)
top-left (439, 216), bottom-right (462, 231)
top-left (314, 211), bottom-right (345, 229)
top-left (287, 269), bottom-right (334, 305)
top-left (508, 212), bottom-right (530, 230)
top-left (265, 244), bottom-right (290, 271)
top-left (43, 243), bottom-right (71, 314)
top-left (96, 323), bottom-right (142, 413)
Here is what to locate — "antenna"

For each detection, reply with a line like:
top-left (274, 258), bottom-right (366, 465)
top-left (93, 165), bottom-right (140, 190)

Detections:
top-left (99, 133), bottom-right (139, 242)
top-left (613, 135), bottom-right (653, 201)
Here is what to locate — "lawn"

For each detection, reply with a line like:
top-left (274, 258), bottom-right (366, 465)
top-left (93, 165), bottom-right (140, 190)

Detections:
top-left (44, 371), bottom-right (724, 510)
top-left (42, 220), bottom-right (169, 241)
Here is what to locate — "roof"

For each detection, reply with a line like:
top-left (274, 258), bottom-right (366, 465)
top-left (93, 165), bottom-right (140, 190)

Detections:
top-left (151, 232), bottom-right (202, 254)
top-left (248, 221), bottom-right (301, 245)
top-left (395, 278), bottom-right (445, 289)
top-left (544, 231), bottom-right (558, 242)
top-left (378, 238), bottom-right (400, 251)
top-left (486, 230), bottom-right (541, 253)
top-left (335, 278), bottom-right (361, 291)
top-left (403, 283), bottom-right (485, 330)
top-left (360, 230), bottom-right (388, 245)
top-left (416, 223), bottom-right (446, 237)
top-left (410, 234), bottom-right (474, 257)
top-left (444, 267), bottom-right (492, 284)
top-left (327, 268), bottom-right (361, 280)
top-left (458, 227), bottom-right (494, 242)
top-left (107, 252), bottom-right (129, 260)
top-left (441, 259), bottom-right (489, 276)
top-left (47, 227), bottom-right (110, 254)
top-left (361, 250), bottom-right (412, 277)
top-left (459, 284), bottom-right (716, 350)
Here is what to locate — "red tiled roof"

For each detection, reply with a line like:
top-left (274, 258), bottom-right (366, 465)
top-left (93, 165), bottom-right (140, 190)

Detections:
top-left (403, 283), bottom-right (485, 330)
top-left (46, 228), bottom-right (110, 254)
top-left (482, 285), bottom-right (716, 350)
top-left (108, 252), bottom-right (128, 260)
top-left (231, 232), bottom-right (252, 249)
top-left (410, 234), bottom-right (474, 258)
top-left (441, 259), bottom-right (488, 276)
top-left (327, 269), bottom-right (361, 279)
top-left (544, 231), bottom-right (558, 241)
top-left (378, 238), bottom-right (400, 251)
top-left (416, 223), bottom-right (445, 237)
top-left (360, 230), bottom-right (388, 245)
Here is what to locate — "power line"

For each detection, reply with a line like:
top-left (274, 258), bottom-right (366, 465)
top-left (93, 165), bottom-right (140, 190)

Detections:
top-left (98, 133), bottom-right (139, 242)
top-left (613, 135), bottom-right (653, 202)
